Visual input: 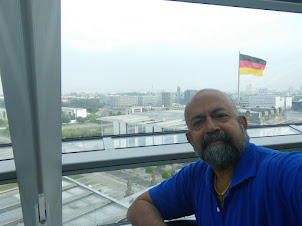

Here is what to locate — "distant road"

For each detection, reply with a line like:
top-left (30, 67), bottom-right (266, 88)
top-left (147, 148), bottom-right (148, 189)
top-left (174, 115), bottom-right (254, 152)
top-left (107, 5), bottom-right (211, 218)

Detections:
top-left (99, 107), bottom-right (110, 116)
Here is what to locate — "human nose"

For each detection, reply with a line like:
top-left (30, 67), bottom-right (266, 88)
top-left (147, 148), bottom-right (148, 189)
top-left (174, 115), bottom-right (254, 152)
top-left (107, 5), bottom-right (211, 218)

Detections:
top-left (205, 117), bottom-right (219, 133)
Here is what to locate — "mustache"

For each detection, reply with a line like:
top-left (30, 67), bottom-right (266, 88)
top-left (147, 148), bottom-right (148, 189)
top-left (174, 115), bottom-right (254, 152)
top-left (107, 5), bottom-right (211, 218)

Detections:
top-left (202, 132), bottom-right (235, 150)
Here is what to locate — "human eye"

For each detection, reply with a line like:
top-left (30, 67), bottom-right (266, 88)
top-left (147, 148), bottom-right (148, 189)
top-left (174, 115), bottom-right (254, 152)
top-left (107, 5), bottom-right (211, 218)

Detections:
top-left (192, 119), bottom-right (204, 128)
top-left (214, 113), bottom-right (229, 120)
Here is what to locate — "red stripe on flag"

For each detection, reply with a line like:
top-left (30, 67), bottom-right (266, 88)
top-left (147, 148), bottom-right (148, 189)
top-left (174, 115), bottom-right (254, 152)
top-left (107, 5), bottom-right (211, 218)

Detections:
top-left (240, 60), bottom-right (266, 70)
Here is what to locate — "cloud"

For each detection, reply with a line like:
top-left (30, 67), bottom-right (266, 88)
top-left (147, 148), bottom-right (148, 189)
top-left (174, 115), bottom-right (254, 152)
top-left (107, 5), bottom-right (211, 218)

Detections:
top-left (61, 0), bottom-right (302, 93)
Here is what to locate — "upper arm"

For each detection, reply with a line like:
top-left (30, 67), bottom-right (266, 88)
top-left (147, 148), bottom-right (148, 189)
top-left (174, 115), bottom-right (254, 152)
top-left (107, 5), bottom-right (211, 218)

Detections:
top-left (127, 191), bottom-right (166, 225)
top-left (135, 191), bottom-right (153, 204)
top-left (272, 152), bottom-right (302, 219)
top-left (148, 163), bottom-right (203, 220)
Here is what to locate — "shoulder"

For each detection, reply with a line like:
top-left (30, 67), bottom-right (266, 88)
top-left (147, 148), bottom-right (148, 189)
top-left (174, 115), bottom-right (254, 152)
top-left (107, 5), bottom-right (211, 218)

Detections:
top-left (150, 160), bottom-right (208, 191)
top-left (248, 142), bottom-right (301, 164)
top-left (184, 160), bottom-right (208, 172)
top-left (249, 142), bottom-right (279, 157)
top-left (178, 160), bottom-right (208, 180)
top-left (246, 143), bottom-right (302, 179)
top-left (251, 143), bottom-right (302, 183)
top-left (253, 142), bottom-right (302, 166)
top-left (265, 150), bottom-right (302, 174)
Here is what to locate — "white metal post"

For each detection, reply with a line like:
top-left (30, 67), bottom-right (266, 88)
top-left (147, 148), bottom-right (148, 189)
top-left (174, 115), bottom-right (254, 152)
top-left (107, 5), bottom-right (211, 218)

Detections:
top-left (0, 0), bottom-right (62, 225)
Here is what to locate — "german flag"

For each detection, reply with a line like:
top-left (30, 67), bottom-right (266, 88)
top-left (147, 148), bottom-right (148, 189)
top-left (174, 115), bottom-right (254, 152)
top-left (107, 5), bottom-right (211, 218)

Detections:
top-left (239, 54), bottom-right (266, 76)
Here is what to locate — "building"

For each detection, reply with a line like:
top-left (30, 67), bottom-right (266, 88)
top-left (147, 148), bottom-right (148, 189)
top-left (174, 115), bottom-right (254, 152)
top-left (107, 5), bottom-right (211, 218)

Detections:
top-left (176, 86), bottom-right (181, 104)
top-left (62, 107), bottom-right (87, 118)
top-left (284, 96), bottom-right (293, 109)
top-left (100, 110), bottom-right (187, 136)
top-left (107, 95), bottom-right (139, 107)
top-left (160, 92), bottom-right (171, 107)
top-left (292, 101), bottom-right (302, 111)
top-left (184, 90), bottom-right (198, 104)
top-left (138, 95), bottom-right (158, 106)
top-left (125, 107), bottom-right (143, 114)
top-left (248, 95), bottom-right (292, 109)
top-left (0, 108), bottom-right (7, 120)
top-left (99, 94), bottom-right (107, 104)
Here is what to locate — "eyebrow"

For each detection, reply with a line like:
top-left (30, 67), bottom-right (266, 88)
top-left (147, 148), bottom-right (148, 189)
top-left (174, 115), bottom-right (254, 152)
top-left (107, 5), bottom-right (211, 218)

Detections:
top-left (190, 107), bottom-right (227, 125)
top-left (190, 114), bottom-right (205, 125)
top-left (210, 107), bottom-right (226, 115)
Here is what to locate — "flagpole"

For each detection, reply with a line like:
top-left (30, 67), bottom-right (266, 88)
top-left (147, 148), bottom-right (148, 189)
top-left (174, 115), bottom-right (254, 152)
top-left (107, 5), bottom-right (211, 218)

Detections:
top-left (238, 51), bottom-right (241, 107)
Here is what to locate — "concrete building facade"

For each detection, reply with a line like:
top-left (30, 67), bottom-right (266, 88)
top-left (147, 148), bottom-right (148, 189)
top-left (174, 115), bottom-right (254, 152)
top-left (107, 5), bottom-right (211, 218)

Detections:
top-left (249, 95), bottom-right (292, 109)
top-left (138, 96), bottom-right (158, 106)
top-left (160, 92), bottom-right (171, 107)
top-left (184, 89), bottom-right (198, 104)
top-left (125, 107), bottom-right (143, 114)
top-left (107, 95), bottom-right (139, 107)
top-left (62, 107), bottom-right (87, 118)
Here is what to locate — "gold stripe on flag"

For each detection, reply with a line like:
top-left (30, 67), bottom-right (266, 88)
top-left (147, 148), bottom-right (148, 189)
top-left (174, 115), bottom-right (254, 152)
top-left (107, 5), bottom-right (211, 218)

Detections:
top-left (239, 68), bottom-right (264, 76)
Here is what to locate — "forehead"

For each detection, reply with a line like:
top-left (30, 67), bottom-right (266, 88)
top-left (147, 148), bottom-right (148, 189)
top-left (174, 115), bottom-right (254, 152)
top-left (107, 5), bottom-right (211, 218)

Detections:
top-left (186, 91), bottom-right (236, 120)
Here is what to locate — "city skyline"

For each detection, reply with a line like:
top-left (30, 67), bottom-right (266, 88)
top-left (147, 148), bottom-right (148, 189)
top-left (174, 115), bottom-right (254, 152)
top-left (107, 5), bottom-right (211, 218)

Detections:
top-left (61, 84), bottom-right (301, 96)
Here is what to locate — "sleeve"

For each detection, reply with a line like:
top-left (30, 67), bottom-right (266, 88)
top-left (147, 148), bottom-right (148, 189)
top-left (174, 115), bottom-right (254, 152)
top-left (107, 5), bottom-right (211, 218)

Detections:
top-left (148, 161), bottom-right (205, 220)
top-left (272, 151), bottom-right (302, 224)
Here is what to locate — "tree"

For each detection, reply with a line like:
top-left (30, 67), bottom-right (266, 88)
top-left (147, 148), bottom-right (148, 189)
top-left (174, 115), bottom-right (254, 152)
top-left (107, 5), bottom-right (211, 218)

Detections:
top-left (0, 119), bottom-right (8, 127)
top-left (145, 166), bottom-right (153, 174)
top-left (62, 98), bottom-right (104, 109)
top-left (87, 108), bottom-right (99, 114)
top-left (109, 111), bottom-right (116, 116)
top-left (86, 114), bottom-right (101, 123)
top-left (162, 170), bottom-right (171, 179)
top-left (62, 127), bottom-right (102, 139)
top-left (170, 164), bottom-right (176, 176)
top-left (76, 117), bottom-right (85, 124)
top-left (0, 99), bottom-right (5, 108)
top-left (62, 114), bottom-right (71, 124)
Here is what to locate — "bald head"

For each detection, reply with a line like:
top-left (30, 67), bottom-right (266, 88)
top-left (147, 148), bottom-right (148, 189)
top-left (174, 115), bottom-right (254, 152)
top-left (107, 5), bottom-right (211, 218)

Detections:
top-left (185, 89), bottom-right (238, 127)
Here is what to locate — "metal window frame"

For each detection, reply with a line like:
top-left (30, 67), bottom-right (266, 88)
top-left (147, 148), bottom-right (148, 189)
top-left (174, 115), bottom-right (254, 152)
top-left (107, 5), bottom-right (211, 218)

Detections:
top-left (172, 0), bottom-right (302, 13)
top-left (1, 131), bottom-right (302, 184)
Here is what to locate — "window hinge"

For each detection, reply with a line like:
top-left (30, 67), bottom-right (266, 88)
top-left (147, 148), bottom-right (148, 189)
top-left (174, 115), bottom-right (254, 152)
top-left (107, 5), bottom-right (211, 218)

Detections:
top-left (38, 193), bottom-right (47, 223)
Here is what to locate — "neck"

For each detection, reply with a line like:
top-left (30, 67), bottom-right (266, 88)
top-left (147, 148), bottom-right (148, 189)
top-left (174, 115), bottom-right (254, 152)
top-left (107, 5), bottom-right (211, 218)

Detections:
top-left (212, 165), bottom-right (235, 192)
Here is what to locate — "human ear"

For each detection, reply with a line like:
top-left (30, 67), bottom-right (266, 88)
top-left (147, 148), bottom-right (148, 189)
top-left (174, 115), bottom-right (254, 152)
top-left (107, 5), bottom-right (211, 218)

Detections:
top-left (239, 115), bottom-right (248, 130)
top-left (186, 132), bottom-right (192, 144)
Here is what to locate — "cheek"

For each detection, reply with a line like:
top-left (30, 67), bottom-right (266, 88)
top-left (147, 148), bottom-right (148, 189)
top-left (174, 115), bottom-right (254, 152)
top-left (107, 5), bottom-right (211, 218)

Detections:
top-left (230, 127), bottom-right (244, 145)
top-left (191, 132), bottom-right (204, 145)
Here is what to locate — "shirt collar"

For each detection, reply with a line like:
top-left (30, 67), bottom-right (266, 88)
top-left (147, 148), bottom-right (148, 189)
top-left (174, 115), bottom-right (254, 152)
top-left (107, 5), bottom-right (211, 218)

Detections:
top-left (230, 142), bottom-right (257, 189)
top-left (204, 142), bottom-right (257, 190)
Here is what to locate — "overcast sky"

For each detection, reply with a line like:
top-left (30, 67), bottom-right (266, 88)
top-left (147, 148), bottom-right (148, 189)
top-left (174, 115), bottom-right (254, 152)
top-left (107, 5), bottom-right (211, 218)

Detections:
top-left (61, 0), bottom-right (302, 94)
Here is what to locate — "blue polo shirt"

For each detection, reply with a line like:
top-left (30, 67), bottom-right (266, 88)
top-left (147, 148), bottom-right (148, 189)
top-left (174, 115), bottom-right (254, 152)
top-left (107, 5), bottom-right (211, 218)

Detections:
top-left (149, 143), bottom-right (302, 226)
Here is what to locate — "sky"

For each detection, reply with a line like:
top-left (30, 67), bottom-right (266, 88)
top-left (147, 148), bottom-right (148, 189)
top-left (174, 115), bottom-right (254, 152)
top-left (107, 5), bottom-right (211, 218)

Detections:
top-left (61, 0), bottom-right (302, 94)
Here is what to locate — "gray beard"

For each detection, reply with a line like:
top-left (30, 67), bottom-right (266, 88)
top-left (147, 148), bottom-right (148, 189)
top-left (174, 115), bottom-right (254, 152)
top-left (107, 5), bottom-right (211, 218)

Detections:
top-left (193, 131), bottom-right (249, 169)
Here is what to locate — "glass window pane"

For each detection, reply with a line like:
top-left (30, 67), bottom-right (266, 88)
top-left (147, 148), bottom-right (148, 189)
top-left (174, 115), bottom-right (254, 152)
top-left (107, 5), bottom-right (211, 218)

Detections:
top-left (61, 0), bottom-right (302, 142)
top-left (63, 162), bottom-right (192, 224)
top-left (0, 76), bottom-right (12, 159)
top-left (0, 146), bottom-right (13, 160)
top-left (0, 183), bottom-right (23, 225)
top-left (0, 76), bottom-right (11, 145)
top-left (247, 126), bottom-right (298, 137)
top-left (113, 133), bottom-right (187, 148)
top-left (293, 125), bottom-right (302, 132)
top-left (62, 139), bottom-right (104, 153)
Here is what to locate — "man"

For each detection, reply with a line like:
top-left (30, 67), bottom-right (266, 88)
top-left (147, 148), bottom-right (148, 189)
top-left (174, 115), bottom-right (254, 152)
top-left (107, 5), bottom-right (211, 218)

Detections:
top-left (127, 89), bottom-right (302, 226)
